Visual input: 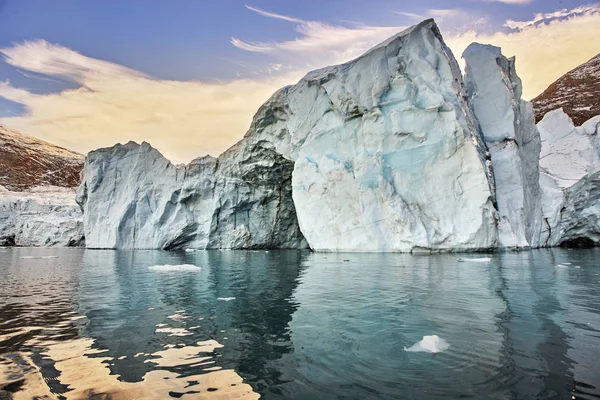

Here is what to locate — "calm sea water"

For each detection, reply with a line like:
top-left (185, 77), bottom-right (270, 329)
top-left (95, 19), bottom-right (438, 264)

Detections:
top-left (0, 247), bottom-right (599, 399)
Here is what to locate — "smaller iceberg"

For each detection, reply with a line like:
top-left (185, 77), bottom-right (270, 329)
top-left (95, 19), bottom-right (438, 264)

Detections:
top-left (217, 297), bottom-right (236, 301)
top-left (148, 264), bottom-right (201, 272)
top-left (404, 335), bottom-right (450, 354)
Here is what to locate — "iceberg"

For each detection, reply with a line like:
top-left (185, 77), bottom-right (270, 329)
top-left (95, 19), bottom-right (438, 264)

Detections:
top-left (73, 19), bottom-right (600, 252)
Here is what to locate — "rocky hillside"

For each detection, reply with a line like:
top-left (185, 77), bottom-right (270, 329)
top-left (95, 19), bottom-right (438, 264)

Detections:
top-left (0, 124), bottom-right (84, 191)
top-left (532, 53), bottom-right (600, 126)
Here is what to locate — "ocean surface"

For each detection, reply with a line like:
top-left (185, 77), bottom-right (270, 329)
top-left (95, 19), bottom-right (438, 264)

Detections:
top-left (0, 247), bottom-right (599, 399)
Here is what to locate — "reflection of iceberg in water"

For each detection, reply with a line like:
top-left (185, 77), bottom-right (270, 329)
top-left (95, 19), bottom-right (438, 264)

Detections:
top-left (0, 249), bottom-right (261, 399)
top-left (74, 249), bottom-right (308, 394)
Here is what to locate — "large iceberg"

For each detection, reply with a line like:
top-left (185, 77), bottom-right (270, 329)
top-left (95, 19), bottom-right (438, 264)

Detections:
top-left (78, 19), bottom-right (498, 252)
top-left (75, 19), bottom-right (600, 251)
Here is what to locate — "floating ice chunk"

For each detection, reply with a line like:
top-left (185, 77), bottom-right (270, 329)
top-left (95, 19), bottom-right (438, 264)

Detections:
top-left (557, 264), bottom-right (569, 268)
top-left (185, 249), bottom-right (196, 253)
top-left (148, 264), bottom-right (200, 272)
top-left (457, 257), bottom-right (491, 263)
top-left (217, 297), bottom-right (236, 301)
top-left (20, 255), bottom-right (58, 259)
top-left (404, 335), bottom-right (450, 354)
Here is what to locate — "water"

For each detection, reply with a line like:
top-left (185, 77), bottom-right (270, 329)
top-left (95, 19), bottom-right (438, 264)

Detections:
top-left (1, 248), bottom-right (599, 399)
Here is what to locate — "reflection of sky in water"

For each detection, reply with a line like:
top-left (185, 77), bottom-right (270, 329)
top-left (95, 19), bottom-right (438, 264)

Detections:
top-left (0, 248), bottom-right (599, 399)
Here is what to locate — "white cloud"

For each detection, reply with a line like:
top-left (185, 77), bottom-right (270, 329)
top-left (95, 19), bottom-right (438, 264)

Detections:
top-left (232, 5), bottom-right (405, 67)
top-left (504, 4), bottom-right (600, 29)
top-left (244, 4), bottom-right (306, 24)
top-left (0, 40), bottom-right (301, 163)
top-left (447, 7), bottom-right (600, 99)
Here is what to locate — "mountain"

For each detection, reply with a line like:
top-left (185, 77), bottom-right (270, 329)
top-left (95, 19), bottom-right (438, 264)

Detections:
top-left (0, 125), bottom-right (84, 191)
top-left (532, 53), bottom-right (600, 126)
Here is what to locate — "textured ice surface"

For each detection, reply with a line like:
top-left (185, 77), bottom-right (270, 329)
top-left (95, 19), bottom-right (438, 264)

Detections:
top-left (77, 142), bottom-right (307, 250)
top-left (0, 186), bottom-right (84, 247)
top-left (247, 20), bottom-right (496, 252)
top-left (537, 110), bottom-right (600, 246)
top-left (464, 44), bottom-right (543, 248)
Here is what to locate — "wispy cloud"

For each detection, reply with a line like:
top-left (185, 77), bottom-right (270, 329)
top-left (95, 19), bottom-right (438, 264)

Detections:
top-left (232, 5), bottom-right (405, 67)
top-left (504, 4), bottom-right (600, 29)
top-left (243, 4), bottom-right (306, 23)
top-left (0, 40), bottom-right (300, 163)
top-left (448, 5), bottom-right (600, 99)
top-left (394, 8), bottom-right (491, 34)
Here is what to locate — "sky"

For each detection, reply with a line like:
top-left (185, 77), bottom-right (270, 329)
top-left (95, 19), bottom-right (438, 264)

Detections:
top-left (0, 0), bottom-right (599, 163)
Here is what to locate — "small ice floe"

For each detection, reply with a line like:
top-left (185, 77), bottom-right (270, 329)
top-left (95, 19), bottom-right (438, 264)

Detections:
top-left (148, 264), bottom-right (200, 272)
top-left (20, 255), bottom-right (58, 259)
top-left (217, 297), bottom-right (236, 302)
top-left (185, 249), bottom-right (196, 253)
top-left (557, 264), bottom-right (569, 268)
top-left (457, 257), bottom-right (491, 263)
top-left (404, 335), bottom-right (450, 354)
top-left (156, 323), bottom-right (168, 327)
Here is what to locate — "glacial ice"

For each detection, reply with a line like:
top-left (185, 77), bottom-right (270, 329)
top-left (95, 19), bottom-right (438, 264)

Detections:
top-left (463, 44), bottom-right (543, 248)
top-left (0, 185), bottom-right (84, 247)
top-left (70, 19), bottom-right (600, 252)
top-left (537, 110), bottom-right (600, 246)
top-left (77, 141), bottom-right (307, 249)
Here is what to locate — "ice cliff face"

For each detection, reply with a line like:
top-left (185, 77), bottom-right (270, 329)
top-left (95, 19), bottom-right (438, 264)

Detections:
top-left (78, 19), bottom-right (498, 252)
top-left (76, 19), bottom-right (600, 251)
top-left (463, 44), bottom-right (543, 248)
top-left (0, 186), bottom-right (84, 247)
top-left (537, 111), bottom-right (600, 247)
top-left (250, 20), bottom-right (497, 252)
top-left (76, 141), bottom-right (306, 249)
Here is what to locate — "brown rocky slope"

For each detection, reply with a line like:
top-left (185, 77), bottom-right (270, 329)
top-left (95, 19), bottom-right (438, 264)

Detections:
top-left (0, 124), bottom-right (84, 191)
top-left (532, 53), bottom-right (600, 126)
